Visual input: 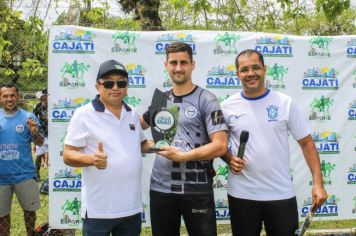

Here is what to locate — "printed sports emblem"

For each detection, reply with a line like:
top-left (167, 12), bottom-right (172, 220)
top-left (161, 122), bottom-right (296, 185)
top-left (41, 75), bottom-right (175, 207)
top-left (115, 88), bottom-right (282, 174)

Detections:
top-left (266, 105), bottom-right (278, 121)
top-left (16, 124), bottom-right (24, 132)
top-left (185, 106), bottom-right (198, 118)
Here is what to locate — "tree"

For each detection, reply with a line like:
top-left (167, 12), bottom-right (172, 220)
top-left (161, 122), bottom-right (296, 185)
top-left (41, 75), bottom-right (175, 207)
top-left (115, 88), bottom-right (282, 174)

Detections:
top-left (0, 3), bottom-right (47, 90)
top-left (118, 0), bottom-right (164, 31)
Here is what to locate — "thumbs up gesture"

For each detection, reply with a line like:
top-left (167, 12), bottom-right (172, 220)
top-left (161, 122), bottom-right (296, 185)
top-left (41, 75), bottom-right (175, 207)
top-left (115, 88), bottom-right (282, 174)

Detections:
top-left (94, 142), bottom-right (107, 169)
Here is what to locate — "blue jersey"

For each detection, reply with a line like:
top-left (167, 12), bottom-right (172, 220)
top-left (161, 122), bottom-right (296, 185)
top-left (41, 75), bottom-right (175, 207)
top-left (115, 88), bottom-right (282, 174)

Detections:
top-left (0, 109), bottom-right (39, 184)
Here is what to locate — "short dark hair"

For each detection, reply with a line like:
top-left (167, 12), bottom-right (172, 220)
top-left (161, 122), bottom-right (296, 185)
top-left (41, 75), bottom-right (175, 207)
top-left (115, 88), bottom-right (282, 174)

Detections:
top-left (235, 49), bottom-right (265, 70)
top-left (0, 82), bottom-right (18, 94)
top-left (166, 42), bottom-right (193, 62)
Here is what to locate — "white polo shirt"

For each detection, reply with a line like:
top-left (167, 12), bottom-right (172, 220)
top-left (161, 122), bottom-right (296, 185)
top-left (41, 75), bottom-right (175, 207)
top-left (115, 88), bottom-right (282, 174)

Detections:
top-left (65, 96), bottom-right (146, 218)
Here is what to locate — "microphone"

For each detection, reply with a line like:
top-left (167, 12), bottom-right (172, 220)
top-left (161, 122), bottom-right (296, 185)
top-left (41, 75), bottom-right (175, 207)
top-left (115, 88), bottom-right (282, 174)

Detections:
top-left (237, 130), bottom-right (249, 159)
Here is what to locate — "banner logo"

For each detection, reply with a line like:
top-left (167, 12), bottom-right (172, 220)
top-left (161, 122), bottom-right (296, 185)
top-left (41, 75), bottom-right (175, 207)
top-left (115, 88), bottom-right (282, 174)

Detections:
top-left (155, 33), bottom-right (196, 55)
top-left (214, 32), bottom-right (240, 55)
top-left (346, 38), bottom-right (356, 58)
top-left (255, 35), bottom-right (293, 57)
top-left (353, 70), bottom-right (356, 88)
top-left (353, 197), bottom-right (356, 213)
top-left (60, 60), bottom-right (90, 88)
top-left (308, 36), bottom-right (332, 57)
top-left (126, 64), bottom-right (147, 88)
top-left (52, 30), bottom-right (95, 54)
top-left (123, 94), bottom-right (141, 107)
top-left (265, 63), bottom-right (288, 90)
top-left (60, 198), bottom-right (82, 226)
top-left (205, 65), bottom-right (240, 89)
top-left (51, 97), bottom-right (90, 122)
top-left (312, 131), bottom-right (340, 154)
top-left (348, 99), bottom-right (356, 120)
top-left (309, 95), bottom-right (333, 121)
top-left (213, 165), bottom-right (228, 189)
top-left (302, 67), bottom-right (339, 90)
top-left (112, 32), bottom-right (139, 54)
top-left (53, 168), bottom-right (81, 192)
top-left (215, 198), bottom-right (230, 220)
top-left (301, 194), bottom-right (339, 217)
top-left (347, 164), bottom-right (356, 184)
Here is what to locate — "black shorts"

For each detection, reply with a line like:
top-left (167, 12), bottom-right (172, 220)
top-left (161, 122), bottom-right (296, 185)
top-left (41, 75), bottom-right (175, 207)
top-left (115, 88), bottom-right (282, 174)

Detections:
top-left (150, 190), bottom-right (217, 236)
top-left (228, 195), bottom-right (298, 236)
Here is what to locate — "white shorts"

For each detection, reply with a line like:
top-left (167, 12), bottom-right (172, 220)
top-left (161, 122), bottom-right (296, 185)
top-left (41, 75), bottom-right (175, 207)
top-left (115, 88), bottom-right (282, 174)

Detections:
top-left (36, 137), bottom-right (48, 156)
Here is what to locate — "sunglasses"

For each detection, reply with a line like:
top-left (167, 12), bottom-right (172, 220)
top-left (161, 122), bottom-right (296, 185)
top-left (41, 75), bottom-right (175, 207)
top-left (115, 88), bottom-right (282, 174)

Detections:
top-left (98, 80), bottom-right (128, 89)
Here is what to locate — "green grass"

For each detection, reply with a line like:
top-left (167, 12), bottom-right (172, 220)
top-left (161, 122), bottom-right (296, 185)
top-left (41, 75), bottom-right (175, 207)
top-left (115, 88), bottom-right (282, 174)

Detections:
top-left (8, 167), bottom-right (356, 235)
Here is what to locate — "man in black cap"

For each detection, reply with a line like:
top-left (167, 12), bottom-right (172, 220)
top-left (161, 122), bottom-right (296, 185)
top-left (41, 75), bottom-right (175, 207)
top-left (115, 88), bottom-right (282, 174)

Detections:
top-left (63, 59), bottom-right (154, 236)
top-left (33, 88), bottom-right (48, 181)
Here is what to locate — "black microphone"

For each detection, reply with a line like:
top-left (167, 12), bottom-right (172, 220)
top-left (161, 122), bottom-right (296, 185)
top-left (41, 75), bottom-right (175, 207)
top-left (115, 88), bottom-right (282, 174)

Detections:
top-left (237, 130), bottom-right (249, 159)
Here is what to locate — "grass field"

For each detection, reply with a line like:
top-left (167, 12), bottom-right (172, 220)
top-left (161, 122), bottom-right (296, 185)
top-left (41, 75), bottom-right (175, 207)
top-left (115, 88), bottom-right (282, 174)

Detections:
top-left (8, 168), bottom-right (356, 235)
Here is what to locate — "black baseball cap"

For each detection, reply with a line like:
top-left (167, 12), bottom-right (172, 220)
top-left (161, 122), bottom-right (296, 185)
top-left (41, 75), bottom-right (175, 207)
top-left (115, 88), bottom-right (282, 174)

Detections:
top-left (97, 60), bottom-right (128, 81)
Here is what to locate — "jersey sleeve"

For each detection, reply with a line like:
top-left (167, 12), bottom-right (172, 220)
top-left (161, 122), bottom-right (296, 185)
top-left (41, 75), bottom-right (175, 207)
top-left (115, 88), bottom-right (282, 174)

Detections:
top-left (287, 100), bottom-right (311, 141)
top-left (201, 90), bottom-right (228, 136)
top-left (64, 107), bottom-right (88, 147)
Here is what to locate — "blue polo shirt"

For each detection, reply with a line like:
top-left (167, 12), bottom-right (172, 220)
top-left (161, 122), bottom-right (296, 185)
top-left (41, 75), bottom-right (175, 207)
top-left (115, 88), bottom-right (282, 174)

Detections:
top-left (0, 108), bottom-right (39, 184)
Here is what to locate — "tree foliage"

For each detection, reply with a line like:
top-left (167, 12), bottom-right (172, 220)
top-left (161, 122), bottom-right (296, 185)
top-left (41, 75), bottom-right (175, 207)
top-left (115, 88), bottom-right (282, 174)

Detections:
top-left (0, 2), bottom-right (47, 91)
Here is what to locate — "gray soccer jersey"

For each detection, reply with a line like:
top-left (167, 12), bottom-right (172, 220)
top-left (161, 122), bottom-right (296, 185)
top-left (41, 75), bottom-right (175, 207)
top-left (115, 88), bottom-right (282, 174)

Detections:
top-left (149, 86), bottom-right (227, 194)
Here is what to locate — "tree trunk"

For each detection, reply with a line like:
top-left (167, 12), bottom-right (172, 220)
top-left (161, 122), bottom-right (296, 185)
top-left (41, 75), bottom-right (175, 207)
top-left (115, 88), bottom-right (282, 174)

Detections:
top-left (135, 0), bottom-right (164, 31)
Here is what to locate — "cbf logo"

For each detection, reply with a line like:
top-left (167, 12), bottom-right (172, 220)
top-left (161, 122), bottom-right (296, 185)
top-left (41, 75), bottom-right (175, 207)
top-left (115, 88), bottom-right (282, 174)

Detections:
top-left (126, 64), bottom-right (147, 88)
top-left (348, 99), bottom-right (356, 120)
top-left (52, 30), bottom-right (95, 54)
top-left (266, 105), bottom-right (278, 121)
top-left (301, 195), bottom-right (339, 217)
top-left (346, 38), bottom-right (356, 58)
top-left (214, 32), bottom-right (240, 55)
top-left (215, 198), bottom-right (229, 220)
top-left (60, 60), bottom-right (90, 88)
top-left (302, 67), bottom-right (339, 90)
top-left (309, 160), bottom-right (335, 185)
top-left (60, 198), bottom-right (82, 226)
top-left (205, 65), bottom-right (240, 89)
top-left (311, 131), bottom-right (340, 154)
top-left (51, 97), bottom-right (90, 122)
top-left (347, 164), bottom-right (356, 184)
top-left (255, 35), bottom-right (293, 57)
top-left (155, 33), bottom-right (196, 55)
top-left (308, 36), bottom-right (332, 57)
top-left (53, 168), bottom-right (81, 192)
top-left (265, 63), bottom-right (288, 90)
top-left (123, 94), bottom-right (141, 107)
top-left (213, 165), bottom-right (228, 189)
top-left (309, 95), bottom-right (334, 121)
top-left (111, 32), bottom-right (139, 54)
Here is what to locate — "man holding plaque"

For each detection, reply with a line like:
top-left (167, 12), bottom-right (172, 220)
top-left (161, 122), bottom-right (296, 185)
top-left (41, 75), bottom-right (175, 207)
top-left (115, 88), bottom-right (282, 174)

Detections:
top-left (221, 49), bottom-right (327, 235)
top-left (141, 42), bottom-right (228, 236)
top-left (63, 60), bottom-right (153, 236)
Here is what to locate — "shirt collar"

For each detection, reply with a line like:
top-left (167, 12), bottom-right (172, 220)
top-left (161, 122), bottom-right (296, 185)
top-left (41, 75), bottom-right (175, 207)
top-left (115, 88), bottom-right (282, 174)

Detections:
top-left (91, 95), bottom-right (132, 112)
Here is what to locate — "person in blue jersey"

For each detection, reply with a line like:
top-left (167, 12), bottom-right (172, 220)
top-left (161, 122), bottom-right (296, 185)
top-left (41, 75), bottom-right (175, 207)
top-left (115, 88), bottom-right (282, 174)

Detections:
top-left (141, 42), bottom-right (228, 236)
top-left (221, 49), bottom-right (327, 236)
top-left (0, 83), bottom-right (43, 236)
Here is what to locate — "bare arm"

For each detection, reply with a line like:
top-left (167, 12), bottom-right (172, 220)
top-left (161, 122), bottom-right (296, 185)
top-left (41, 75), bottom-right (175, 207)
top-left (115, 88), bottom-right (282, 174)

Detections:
top-left (158, 130), bottom-right (228, 162)
top-left (298, 135), bottom-right (327, 209)
top-left (63, 143), bottom-right (107, 169)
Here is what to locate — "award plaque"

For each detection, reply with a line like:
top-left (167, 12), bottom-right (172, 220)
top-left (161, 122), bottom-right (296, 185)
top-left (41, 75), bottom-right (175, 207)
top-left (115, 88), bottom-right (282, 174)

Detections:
top-left (149, 89), bottom-right (179, 150)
